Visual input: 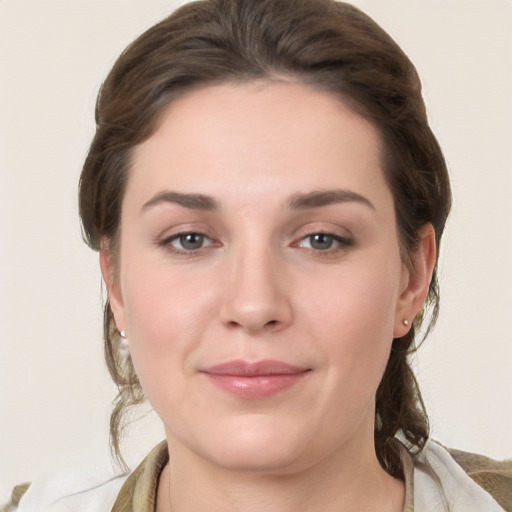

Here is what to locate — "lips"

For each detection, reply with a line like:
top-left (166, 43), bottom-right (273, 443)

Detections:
top-left (201, 360), bottom-right (311, 399)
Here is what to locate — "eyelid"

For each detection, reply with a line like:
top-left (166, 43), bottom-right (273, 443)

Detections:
top-left (295, 232), bottom-right (353, 248)
top-left (290, 223), bottom-right (355, 254)
top-left (167, 232), bottom-right (213, 248)
top-left (156, 225), bottom-right (221, 255)
top-left (156, 222), bottom-right (214, 241)
top-left (291, 222), bottom-right (353, 241)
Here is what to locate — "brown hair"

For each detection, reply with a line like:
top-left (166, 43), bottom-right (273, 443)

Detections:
top-left (79, 0), bottom-right (451, 475)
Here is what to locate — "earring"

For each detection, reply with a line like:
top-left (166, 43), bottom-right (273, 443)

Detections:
top-left (118, 330), bottom-right (130, 359)
top-left (403, 319), bottom-right (410, 327)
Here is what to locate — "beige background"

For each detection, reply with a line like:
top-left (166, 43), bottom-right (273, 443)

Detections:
top-left (1, 0), bottom-right (511, 494)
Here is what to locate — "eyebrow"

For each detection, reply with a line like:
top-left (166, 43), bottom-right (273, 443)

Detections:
top-left (287, 189), bottom-right (375, 211)
top-left (141, 191), bottom-right (219, 212)
top-left (141, 188), bottom-right (375, 213)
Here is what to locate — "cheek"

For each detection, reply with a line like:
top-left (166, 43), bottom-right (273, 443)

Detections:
top-left (304, 256), bottom-right (401, 339)
top-left (122, 247), bottom-right (213, 332)
top-left (300, 256), bottom-right (402, 384)
top-left (119, 256), bottom-right (217, 396)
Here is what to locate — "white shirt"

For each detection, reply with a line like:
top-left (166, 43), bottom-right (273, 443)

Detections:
top-left (10, 439), bottom-right (506, 512)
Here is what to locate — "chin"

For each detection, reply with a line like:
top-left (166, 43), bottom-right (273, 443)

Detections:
top-left (207, 440), bottom-right (304, 474)
top-left (185, 414), bottom-right (320, 474)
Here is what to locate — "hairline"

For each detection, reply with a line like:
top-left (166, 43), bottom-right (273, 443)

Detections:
top-left (103, 76), bottom-right (417, 278)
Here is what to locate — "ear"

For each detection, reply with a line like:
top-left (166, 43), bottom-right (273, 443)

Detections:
top-left (393, 224), bottom-right (437, 338)
top-left (99, 243), bottom-right (126, 334)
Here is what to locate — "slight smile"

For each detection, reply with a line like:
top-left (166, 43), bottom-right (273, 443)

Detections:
top-left (201, 360), bottom-right (312, 399)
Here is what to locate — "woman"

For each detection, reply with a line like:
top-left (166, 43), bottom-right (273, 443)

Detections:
top-left (5, 0), bottom-right (511, 511)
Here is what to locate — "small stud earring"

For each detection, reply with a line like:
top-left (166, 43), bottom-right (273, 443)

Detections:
top-left (403, 319), bottom-right (410, 327)
top-left (120, 330), bottom-right (126, 338)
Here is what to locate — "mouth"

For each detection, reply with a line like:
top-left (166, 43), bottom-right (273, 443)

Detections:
top-left (201, 360), bottom-right (311, 399)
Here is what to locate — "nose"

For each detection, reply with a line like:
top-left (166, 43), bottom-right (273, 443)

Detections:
top-left (219, 245), bottom-right (293, 334)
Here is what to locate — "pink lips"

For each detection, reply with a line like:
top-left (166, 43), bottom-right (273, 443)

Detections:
top-left (201, 360), bottom-right (310, 399)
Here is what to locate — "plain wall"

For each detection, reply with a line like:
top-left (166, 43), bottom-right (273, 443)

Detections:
top-left (1, 0), bottom-right (511, 495)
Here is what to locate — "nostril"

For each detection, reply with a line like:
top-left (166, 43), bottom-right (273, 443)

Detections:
top-left (219, 283), bottom-right (293, 333)
top-left (225, 318), bottom-right (282, 333)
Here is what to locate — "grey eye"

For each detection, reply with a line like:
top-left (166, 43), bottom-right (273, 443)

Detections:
top-left (176, 233), bottom-right (207, 250)
top-left (296, 232), bottom-right (352, 252)
top-left (308, 233), bottom-right (335, 250)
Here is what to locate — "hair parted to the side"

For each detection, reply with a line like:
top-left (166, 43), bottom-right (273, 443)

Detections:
top-left (79, 0), bottom-right (451, 475)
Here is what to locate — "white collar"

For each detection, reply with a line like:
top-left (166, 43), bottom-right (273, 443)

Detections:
top-left (413, 439), bottom-right (504, 511)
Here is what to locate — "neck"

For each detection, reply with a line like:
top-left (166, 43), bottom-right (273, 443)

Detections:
top-left (158, 432), bottom-right (404, 512)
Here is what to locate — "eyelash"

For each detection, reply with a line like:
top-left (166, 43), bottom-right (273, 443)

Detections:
top-left (158, 232), bottom-right (217, 255)
top-left (158, 230), bottom-right (353, 257)
top-left (294, 232), bottom-right (353, 254)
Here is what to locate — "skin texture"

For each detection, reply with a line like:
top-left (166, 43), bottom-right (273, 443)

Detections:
top-left (101, 81), bottom-right (435, 512)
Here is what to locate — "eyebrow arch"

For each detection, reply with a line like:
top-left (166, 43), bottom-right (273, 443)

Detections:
top-left (141, 191), bottom-right (219, 212)
top-left (287, 189), bottom-right (375, 211)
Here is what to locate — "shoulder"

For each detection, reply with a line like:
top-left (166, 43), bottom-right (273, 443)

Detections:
top-left (1, 483), bottom-right (30, 512)
top-left (447, 445), bottom-right (512, 512)
top-left (414, 439), bottom-right (512, 512)
top-left (3, 466), bottom-right (128, 512)
top-left (5, 441), bottom-right (169, 512)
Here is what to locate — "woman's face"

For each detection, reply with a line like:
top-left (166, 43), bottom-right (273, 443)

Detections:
top-left (104, 81), bottom-right (429, 473)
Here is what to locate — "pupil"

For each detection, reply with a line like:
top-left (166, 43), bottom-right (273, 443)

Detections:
top-left (180, 233), bottom-right (203, 250)
top-left (311, 234), bottom-right (332, 250)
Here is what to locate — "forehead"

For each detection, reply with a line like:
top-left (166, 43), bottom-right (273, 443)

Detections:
top-left (128, 81), bottom-right (391, 212)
